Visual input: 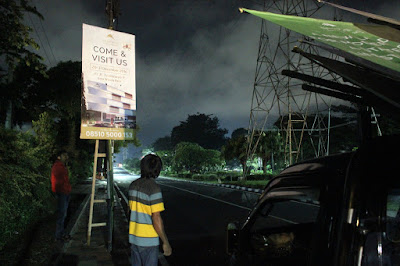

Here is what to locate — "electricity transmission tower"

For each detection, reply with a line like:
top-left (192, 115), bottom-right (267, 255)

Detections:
top-left (246, 0), bottom-right (343, 168)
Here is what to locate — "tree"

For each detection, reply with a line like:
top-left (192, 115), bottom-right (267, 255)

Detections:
top-left (173, 142), bottom-right (222, 174)
top-left (254, 130), bottom-right (283, 173)
top-left (155, 150), bottom-right (174, 172)
top-left (202, 149), bottom-right (224, 172)
top-left (31, 111), bottom-right (57, 167)
top-left (124, 157), bottom-right (141, 172)
top-left (0, 0), bottom-right (45, 126)
top-left (1, 60), bottom-right (47, 126)
top-left (222, 135), bottom-right (248, 174)
top-left (231, 127), bottom-right (247, 139)
top-left (152, 136), bottom-right (173, 151)
top-left (171, 113), bottom-right (228, 150)
top-left (173, 142), bottom-right (204, 173)
top-left (0, 0), bottom-right (43, 72)
top-left (41, 61), bottom-right (82, 153)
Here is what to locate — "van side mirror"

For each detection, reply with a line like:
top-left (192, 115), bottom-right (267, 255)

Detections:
top-left (226, 222), bottom-right (240, 255)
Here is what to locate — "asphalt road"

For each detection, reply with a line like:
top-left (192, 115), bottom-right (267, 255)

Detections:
top-left (113, 167), bottom-right (258, 265)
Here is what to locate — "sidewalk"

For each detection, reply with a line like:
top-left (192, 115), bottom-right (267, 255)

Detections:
top-left (54, 181), bottom-right (130, 265)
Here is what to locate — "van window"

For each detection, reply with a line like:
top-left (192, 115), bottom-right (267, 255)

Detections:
top-left (251, 200), bottom-right (320, 232)
top-left (249, 187), bottom-right (320, 264)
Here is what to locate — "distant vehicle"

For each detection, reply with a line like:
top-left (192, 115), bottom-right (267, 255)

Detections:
top-left (113, 119), bottom-right (135, 129)
top-left (125, 120), bottom-right (136, 129)
top-left (102, 119), bottom-right (112, 127)
top-left (93, 121), bottom-right (106, 127)
top-left (226, 135), bottom-right (400, 266)
top-left (93, 119), bottom-right (112, 127)
top-left (114, 121), bottom-right (125, 128)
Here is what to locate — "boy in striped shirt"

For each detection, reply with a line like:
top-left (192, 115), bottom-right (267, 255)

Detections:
top-left (128, 154), bottom-right (172, 266)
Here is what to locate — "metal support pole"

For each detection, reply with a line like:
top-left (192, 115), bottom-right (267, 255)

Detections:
top-left (104, 0), bottom-right (118, 252)
top-left (106, 139), bottom-right (114, 252)
top-left (371, 107), bottom-right (382, 137)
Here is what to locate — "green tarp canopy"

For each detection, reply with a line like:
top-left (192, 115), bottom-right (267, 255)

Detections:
top-left (240, 8), bottom-right (400, 79)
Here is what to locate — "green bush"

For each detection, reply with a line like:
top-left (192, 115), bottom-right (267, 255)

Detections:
top-left (124, 157), bottom-right (140, 173)
top-left (246, 173), bottom-right (273, 181)
top-left (68, 148), bottom-right (93, 185)
top-left (0, 128), bottom-right (54, 251)
top-left (220, 172), bottom-right (242, 182)
top-left (177, 173), bottom-right (192, 179)
top-left (0, 111), bottom-right (94, 251)
top-left (192, 174), bottom-right (218, 181)
top-left (215, 171), bottom-right (227, 177)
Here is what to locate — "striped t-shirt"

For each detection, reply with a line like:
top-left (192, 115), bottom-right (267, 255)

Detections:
top-left (128, 177), bottom-right (165, 247)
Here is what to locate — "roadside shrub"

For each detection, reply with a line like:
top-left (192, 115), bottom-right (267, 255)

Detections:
top-left (124, 157), bottom-right (140, 173)
top-left (0, 128), bottom-right (54, 251)
top-left (177, 173), bottom-right (192, 179)
top-left (246, 173), bottom-right (273, 181)
top-left (192, 174), bottom-right (218, 181)
top-left (68, 148), bottom-right (92, 185)
top-left (173, 142), bottom-right (224, 173)
top-left (221, 172), bottom-right (243, 182)
top-left (215, 171), bottom-right (226, 177)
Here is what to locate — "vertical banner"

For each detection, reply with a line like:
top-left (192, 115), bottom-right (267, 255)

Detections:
top-left (81, 23), bottom-right (136, 140)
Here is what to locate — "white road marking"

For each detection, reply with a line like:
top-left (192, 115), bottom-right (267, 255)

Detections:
top-left (159, 182), bottom-right (317, 225)
top-left (159, 183), bottom-right (252, 211)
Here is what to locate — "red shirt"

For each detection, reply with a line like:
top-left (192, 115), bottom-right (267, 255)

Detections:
top-left (51, 160), bottom-right (72, 194)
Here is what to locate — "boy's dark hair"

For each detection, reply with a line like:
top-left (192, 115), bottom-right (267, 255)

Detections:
top-left (54, 149), bottom-right (67, 160)
top-left (140, 154), bottom-right (162, 179)
top-left (56, 149), bottom-right (68, 157)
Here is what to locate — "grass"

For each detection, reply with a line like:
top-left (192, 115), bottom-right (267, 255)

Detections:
top-left (126, 167), bottom-right (274, 190)
top-left (163, 172), bottom-right (271, 190)
top-left (0, 194), bottom-right (85, 266)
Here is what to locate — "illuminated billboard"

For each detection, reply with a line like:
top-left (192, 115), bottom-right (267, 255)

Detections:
top-left (81, 23), bottom-right (136, 140)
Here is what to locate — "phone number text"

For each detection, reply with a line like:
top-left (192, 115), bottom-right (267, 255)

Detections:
top-left (85, 131), bottom-right (133, 139)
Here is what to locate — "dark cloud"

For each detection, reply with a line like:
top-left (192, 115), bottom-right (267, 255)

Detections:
top-left (28, 0), bottom-right (399, 151)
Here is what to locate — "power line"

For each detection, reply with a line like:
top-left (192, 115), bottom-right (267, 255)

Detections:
top-left (28, 12), bottom-right (53, 66)
top-left (27, 1), bottom-right (58, 67)
top-left (38, 15), bottom-right (57, 65)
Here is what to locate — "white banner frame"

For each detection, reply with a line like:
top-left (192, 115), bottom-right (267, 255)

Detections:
top-left (80, 23), bottom-right (136, 140)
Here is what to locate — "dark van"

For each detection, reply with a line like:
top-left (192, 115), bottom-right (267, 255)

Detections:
top-left (226, 135), bottom-right (400, 265)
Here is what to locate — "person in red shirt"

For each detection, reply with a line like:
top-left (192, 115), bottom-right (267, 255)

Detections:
top-left (51, 150), bottom-right (72, 242)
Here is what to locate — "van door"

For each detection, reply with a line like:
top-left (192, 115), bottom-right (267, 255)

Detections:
top-left (356, 182), bottom-right (400, 265)
top-left (244, 187), bottom-right (322, 266)
top-left (334, 136), bottom-right (400, 266)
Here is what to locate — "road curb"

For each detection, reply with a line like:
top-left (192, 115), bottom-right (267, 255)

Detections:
top-left (158, 176), bottom-right (263, 194)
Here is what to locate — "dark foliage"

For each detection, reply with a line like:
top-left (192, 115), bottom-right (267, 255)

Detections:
top-left (0, 0), bottom-right (43, 69)
top-left (231, 127), bottom-right (247, 139)
top-left (0, 128), bottom-right (54, 251)
top-left (171, 113), bottom-right (228, 150)
top-left (152, 135), bottom-right (173, 151)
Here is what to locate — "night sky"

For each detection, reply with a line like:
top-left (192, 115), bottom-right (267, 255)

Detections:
top-left (26, 0), bottom-right (400, 154)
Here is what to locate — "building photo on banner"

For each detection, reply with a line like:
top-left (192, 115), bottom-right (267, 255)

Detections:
top-left (80, 23), bottom-right (136, 140)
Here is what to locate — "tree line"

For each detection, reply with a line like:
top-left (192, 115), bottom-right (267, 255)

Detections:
top-left (126, 104), bottom-right (400, 179)
top-left (124, 113), bottom-right (285, 177)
